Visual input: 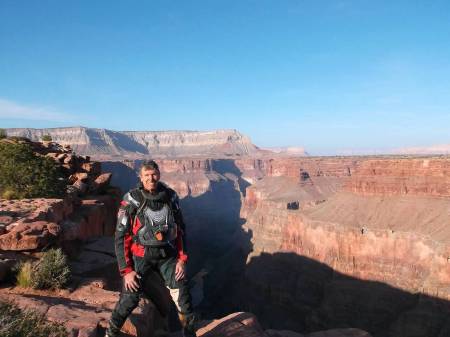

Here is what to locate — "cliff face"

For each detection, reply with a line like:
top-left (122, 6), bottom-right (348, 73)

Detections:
top-left (239, 156), bottom-right (450, 337)
top-left (234, 158), bottom-right (358, 186)
top-left (5, 127), bottom-right (260, 159)
top-left (345, 158), bottom-right (450, 196)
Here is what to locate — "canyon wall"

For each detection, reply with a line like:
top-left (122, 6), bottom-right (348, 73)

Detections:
top-left (5, 127), bottom-right (261, 159)
top-left (240, 157), bottom-right (450, 337)
top-left (345, 158), bottom-right (450, 197)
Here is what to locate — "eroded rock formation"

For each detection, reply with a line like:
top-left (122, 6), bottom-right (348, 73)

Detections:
top-left (239, 157), bottom-right (450, 337)
top-left (5, 127), bottom-right (261, 159)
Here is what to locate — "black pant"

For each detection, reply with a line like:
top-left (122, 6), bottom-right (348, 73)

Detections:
top-left (109, 246), bottom-right (194, 335)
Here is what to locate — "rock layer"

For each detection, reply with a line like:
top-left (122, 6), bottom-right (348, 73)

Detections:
top-left (5, 127), bottom-right (261, 159)
top-left (345, 158), bottom-right (450, 196)
top-left (239, 156), bottom-right (450, 337)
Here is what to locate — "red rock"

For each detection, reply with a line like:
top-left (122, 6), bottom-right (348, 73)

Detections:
top-left (60, 196), bottom-right (118, 241)
top-left (89, 173), bottom-right (112, 194)
top-left (73, 172), bottom-right (89, 182)
top-left (0, 215), bottom-right (14, 226)
top-left (0, 292), bottom-right (50, 316)
top-left (63, 154), bottom-right (75, 165)
top-left (73, 180), bottom-right (88, 194)
top-left (81, 162), bottom-right (101, 176)
top-left (345, 158), bottom-right (450, 197)
top-left (197, 312), bottom-right (265, 337)
top-left (0, 221), bottom-right (59, 251)
top-left (57, 153), bottom-right (68, 162)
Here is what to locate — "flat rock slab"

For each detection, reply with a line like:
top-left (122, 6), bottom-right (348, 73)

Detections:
top-left (197, 312), bottom-right (266, 337)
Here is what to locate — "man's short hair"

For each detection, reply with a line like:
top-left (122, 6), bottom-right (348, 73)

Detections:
top-left (140, 160), bottom-right (160, 173)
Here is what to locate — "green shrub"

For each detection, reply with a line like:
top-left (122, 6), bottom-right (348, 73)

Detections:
top-left (31, 249), bottom-right (71, 290)
top-left (2, 189), bottom-right (18, 200)
top-left (0, 300), bottom-right (67, 337)
top-left (16, 261), bottom-right (33, 288)
top-left (0, 129), bottom-right (6, 139)
top-left (41, 134), bottom-right (52, 142)
top-left (16, 249), bottom-right (71, 290)
top-left (0, 142), bottom-right (66, 199)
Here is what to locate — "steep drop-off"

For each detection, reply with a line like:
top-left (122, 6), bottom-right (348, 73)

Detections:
top-left (241, 157), bottom-right (450, 337)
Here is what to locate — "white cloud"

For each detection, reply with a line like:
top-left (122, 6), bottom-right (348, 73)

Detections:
top-left (0, 98), bottom-right (75, 122)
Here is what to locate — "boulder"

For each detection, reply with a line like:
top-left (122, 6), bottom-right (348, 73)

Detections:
top-left (0, 221), bottom-right (59, 251)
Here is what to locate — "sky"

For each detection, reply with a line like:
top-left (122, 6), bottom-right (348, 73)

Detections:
top-left (1, 0), bottom-right (450, 155)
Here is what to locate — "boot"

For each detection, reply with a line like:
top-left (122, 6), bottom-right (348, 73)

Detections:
top-left (105, 320), bottom-right (121, 337)
top-left (179, 313), bottom-right (197, 337)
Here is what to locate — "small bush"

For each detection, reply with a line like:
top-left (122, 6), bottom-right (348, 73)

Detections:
top-left (16, 249), bottom-right (71, 290)
top-left (0, 300), bottom-right (67, 337)
top-left (32, 249), bottom-right (71, 290)
top-left (16, 261), bottom-right (33, 288)
top-left (0, 129), bottom-right (6, 139)
top-left (41, 134), bottom-right (52, 142)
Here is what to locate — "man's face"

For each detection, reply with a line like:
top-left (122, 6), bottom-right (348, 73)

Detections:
top-left (140, 168), bottom-right (160, 192)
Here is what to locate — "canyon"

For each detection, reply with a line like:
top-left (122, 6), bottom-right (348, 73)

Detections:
top-left (1, 133), bottom-right (450, 337)
top-left (100, 155), bottom-right (450, 337)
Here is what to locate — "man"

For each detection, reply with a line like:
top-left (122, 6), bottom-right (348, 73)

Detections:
top-left (106, 160), bottom-right (196, 337)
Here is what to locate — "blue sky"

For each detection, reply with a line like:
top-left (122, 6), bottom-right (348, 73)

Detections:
top-left (1, 0), bottom-right (450, 154)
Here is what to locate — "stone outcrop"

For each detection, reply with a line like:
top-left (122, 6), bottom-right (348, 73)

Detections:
top-left (0, 196), bottom-right (118, 251)
top-left (5, 127), bottom-right (262, 159)
top-left (0, 139), bottom-right (120, 283)
top-left (1, 136), bottom-right (116, 198)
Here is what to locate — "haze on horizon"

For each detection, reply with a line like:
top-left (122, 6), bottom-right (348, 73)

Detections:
top-left (1, 0), bottom-right (450, 155)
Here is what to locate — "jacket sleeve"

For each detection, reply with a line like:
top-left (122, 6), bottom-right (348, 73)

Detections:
top-left (115, 198), bottom-right (135, 275)
top-left (171, 191), bottom-right (188, 262)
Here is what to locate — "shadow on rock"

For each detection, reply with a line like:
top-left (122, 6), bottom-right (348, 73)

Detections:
top-left (239, 252), bottom-right (450, 337)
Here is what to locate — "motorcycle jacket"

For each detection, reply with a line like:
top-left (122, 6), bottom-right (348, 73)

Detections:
top-left (115, 182), bottom-right (188, 276)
